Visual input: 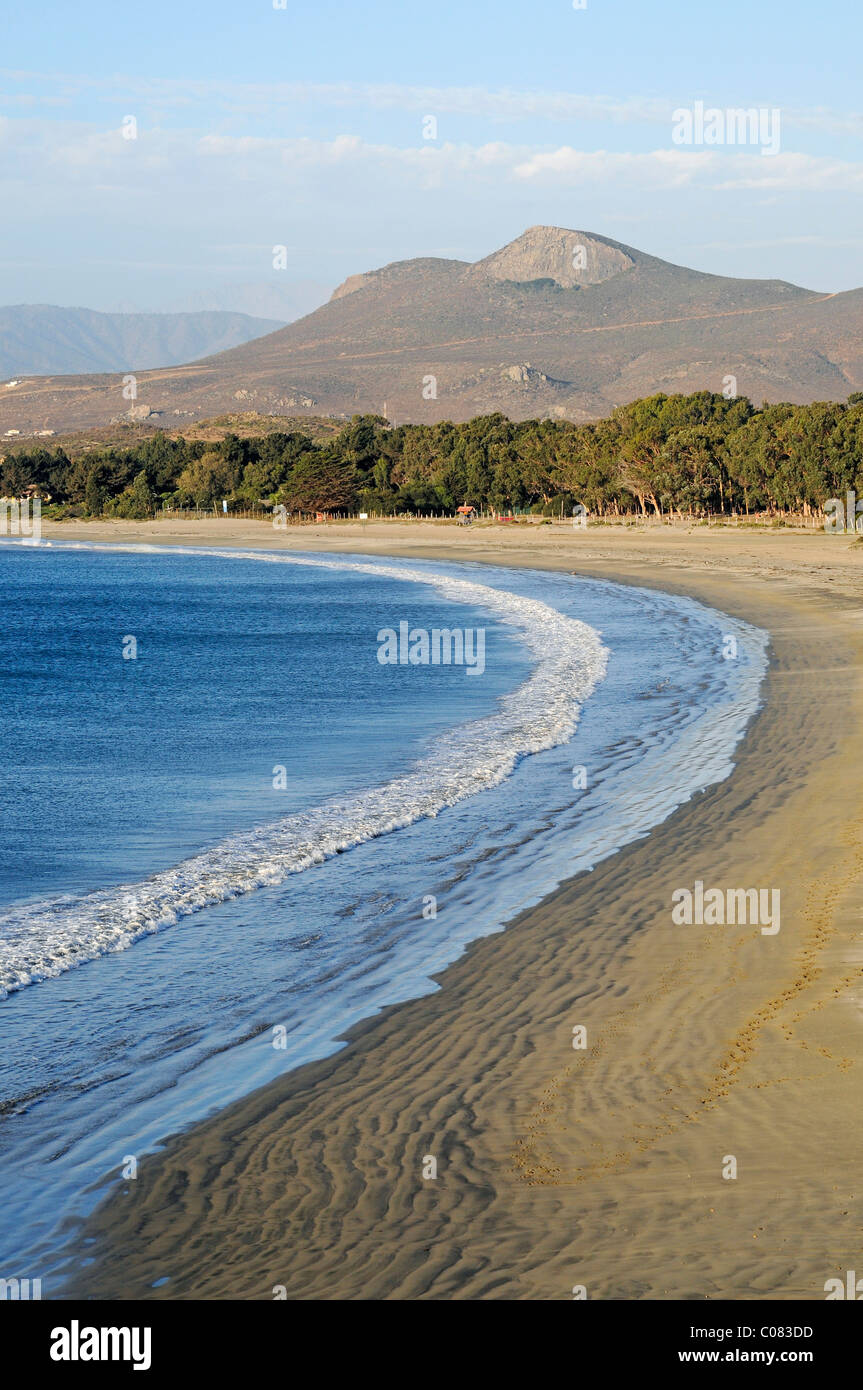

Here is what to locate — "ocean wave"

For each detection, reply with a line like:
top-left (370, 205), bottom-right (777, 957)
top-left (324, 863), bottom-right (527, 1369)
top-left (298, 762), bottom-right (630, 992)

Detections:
top-left (0, 548), bottom-right (608, 997)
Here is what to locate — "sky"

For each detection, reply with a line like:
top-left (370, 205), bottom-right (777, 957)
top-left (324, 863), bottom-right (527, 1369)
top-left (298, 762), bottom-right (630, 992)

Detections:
top-left (1, 0), bottom-right (862, 316)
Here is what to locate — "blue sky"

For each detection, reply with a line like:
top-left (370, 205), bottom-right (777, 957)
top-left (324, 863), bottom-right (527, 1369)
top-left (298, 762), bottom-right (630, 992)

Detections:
top-left (2, 0), bottom-right (861, 315)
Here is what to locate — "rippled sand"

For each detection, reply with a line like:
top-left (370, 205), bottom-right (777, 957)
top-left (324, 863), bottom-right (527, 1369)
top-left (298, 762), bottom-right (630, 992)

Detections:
top-left (48, 518), bottom-right (863, 1301)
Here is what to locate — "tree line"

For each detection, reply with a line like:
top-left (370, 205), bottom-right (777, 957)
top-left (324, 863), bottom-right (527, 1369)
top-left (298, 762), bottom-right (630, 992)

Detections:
top-left (3, 391), bottom-right (863, 520)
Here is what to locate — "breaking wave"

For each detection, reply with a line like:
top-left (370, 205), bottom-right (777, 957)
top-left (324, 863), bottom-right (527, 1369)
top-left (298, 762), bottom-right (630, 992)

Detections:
top-left (0, 547), bottom-right (608, 997)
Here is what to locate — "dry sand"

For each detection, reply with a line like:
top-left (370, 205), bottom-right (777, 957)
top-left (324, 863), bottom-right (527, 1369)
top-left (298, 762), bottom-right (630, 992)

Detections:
top-left (46, 517), bottom-right (863, 1301)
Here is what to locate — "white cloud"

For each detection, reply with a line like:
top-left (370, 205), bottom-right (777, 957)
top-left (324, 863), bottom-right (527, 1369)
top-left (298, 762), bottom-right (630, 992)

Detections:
top-left (514, 145), bottom-right (863, 193)
top-left (714, 152), bottom-right (863, 191)
top-left (4, 117), bottom-right (863, 198)
top-left (514, 147), bottom-right (706, 187)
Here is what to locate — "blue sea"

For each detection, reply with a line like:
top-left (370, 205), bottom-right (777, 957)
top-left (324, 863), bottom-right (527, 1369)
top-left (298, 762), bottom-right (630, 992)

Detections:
top-left (0, 541), bottom-right (768, 1287)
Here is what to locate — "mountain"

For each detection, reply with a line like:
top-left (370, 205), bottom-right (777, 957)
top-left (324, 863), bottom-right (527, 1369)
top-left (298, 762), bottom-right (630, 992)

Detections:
top-left (0, 305), bottom-right (285, 377)
top-left (1, 227), bottom-right (861, 436)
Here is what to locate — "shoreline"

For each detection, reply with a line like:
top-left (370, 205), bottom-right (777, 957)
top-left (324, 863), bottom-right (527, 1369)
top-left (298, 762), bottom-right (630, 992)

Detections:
top-left (48, 519), bottom-right (863, 1300)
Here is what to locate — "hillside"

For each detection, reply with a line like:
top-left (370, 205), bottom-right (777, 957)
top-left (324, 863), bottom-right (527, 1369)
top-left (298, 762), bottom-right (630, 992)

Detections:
top-left (1, 227), bottom-right (860, 436)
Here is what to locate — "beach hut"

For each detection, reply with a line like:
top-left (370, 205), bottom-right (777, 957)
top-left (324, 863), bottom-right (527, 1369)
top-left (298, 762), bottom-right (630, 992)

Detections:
top-left (456, 505), bottom-right (476, 526)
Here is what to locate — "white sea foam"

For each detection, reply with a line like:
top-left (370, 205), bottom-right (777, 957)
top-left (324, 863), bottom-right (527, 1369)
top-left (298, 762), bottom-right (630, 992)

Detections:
top-left (0, 547), bottom-right (608, 997)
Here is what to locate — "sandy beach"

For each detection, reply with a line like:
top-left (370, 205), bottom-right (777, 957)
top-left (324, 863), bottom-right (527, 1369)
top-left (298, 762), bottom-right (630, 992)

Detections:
top-left (47, 517), bottom-right (863, 1301)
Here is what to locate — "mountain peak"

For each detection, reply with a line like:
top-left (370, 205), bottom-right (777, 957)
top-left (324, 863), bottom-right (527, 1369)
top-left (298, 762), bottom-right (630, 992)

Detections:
top-left (473, 225), bottom-right (636, 288)
top-left (329, 227), bottom-right (637, 303)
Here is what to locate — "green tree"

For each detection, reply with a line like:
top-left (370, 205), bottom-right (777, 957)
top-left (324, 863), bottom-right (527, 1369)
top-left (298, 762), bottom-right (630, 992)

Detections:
top-left (283, 448), bottom-right (359, 512)
top-left (175, 450), bottom-right (237, 507)
top-left (109, 469), bottom-right (155, 519)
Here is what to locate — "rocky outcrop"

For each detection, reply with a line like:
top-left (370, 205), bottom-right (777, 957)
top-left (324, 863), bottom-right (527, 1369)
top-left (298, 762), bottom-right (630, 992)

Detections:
top-left (330, 272), bottom-right (376, 302)
top-left (472, 225), bottom-right (634, 289)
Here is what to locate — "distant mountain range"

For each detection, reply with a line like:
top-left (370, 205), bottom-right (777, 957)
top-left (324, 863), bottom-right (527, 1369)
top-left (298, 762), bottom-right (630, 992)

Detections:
top-left (0, 305), bottom-right (285, 377)
top-left (1, 227), bottom-right (861, 436)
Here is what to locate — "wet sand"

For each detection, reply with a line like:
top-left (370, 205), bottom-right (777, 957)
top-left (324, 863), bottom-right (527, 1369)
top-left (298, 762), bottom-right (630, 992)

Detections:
top-left (46, 518), bottom-right (863, 1300)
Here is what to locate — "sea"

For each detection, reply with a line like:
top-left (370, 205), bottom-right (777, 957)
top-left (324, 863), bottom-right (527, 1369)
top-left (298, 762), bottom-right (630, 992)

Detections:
top-left (0, 540), bottom-right (768, 1287)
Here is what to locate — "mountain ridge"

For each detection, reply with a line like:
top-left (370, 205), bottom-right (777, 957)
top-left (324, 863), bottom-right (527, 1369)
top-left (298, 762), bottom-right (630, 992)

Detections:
top-left (0, 226), bottom-right (859, 436)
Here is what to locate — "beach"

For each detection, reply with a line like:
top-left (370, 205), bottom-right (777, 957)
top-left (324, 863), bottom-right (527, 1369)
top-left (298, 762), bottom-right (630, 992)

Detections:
top-left (44, 518), bottom-right (863, 1301)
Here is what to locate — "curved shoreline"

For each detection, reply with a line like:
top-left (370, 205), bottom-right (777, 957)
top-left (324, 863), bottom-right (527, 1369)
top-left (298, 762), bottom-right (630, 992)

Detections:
top-left (53, 519), bottom-right (863, 1301)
